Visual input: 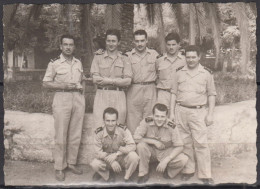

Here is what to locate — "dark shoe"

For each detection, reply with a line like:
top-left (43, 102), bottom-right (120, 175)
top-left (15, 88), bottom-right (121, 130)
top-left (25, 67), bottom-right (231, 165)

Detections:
top-left (67, 164), bottom-right (83, 175)
top-left (55, 170), bottom-right (65, 181)
top-left (92, 172), bottom-right (102, 181)
top-left (200, 178), bottom-right (214, 185)
top-left (107, 171), bottom-right (116, 183)
top-left (137, 174), bottom-right (149, 184)
top-left (181, 173), bottom-right (194, 181)
top-left (163, 171), bottom-right (171, 179)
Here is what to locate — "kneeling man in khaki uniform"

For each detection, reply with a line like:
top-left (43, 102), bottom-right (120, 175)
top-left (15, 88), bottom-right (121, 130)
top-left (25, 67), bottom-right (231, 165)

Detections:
top-left (90, 107), bottom-right (139, 182)
top-left (134, 103), bottom-right (188, 183)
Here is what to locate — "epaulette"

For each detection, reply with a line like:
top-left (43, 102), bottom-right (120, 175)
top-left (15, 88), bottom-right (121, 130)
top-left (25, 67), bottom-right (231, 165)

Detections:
top-left (50, 56), bottom-right (60, 62)
top-left (167, 121), bottom-right (176, 129)
top-left (176, 66), bottom-right (184, 72)
top-left (204, 66), bottom-right (213, 74)
top-left (95, 127), bottom-right (103, 134)
top-left (122, 52), bottom-right (128, 57)
top-left (118, 124), bottom-right (127, 130)
top-left (156, 54), bottom-right (163, 59)
top-left (95, 49), bottom-right (105, 55)
top-left (145, 117), bottom-right (153, 123)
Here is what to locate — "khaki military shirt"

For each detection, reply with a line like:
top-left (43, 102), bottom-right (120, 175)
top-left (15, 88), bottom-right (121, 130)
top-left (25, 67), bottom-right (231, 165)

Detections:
top-left (156, 53), bottom-right (186, 90)
top-left (94, 125), bottom-right (136, 160)
top-left (133, 117), bottom-right (183, 148)
top-left (126, 48), bottom-right (159, 83)
top-left (43, 54), bottom-right (84, 88)
top-left (172, 64), bottom-right (217, 106)
top-left (90, 51), bottom-right (133, 79)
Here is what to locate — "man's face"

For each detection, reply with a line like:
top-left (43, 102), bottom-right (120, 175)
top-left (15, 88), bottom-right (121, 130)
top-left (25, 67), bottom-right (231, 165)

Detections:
top-left (106, 35), bottom-right (120, 52)
top-left (153, 108), bottom-right (167, 127)
top-left (104, 113), bottom-right (118, 132)
top-left (60, 38), bottom-right (75, 57)
top-left (133, 35), bottom-right (148, 53)
top-left (166, 40), bottom-right (180, 56)
top-left (186, 51), bottom-right (200, 69)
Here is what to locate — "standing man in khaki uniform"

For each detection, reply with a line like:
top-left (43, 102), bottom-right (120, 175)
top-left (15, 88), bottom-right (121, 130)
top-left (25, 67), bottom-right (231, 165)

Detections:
top-left (170, 45), bottom-right (216, 184)
top-left (91, 29), bottom-right (133, 130)
top-left (126, 30), bottom-right (159, 134)
top-left (134, 103), bottom-right (188, 183)
top-left (156, 32), bottom-right (186, 110)
top-left (90, 107), bottom-right (139, 182)
top-left (43, 34), bottom-right (85, 181)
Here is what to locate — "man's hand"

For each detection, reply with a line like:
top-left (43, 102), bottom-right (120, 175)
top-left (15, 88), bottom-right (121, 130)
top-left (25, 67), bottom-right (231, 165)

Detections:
top-left (156, 158), bottom-right (169, 173)
top-left (104, 153), bottom-right (118, 164)
top-left (111, 161), bottom-right (122, 173)
top-left (64, 83), bottom-right (77, 90)
top-left (97, 161), bottom-right (106, 171)
top-left (154, 141), bottom-right (165, 150)
top-left (205, 114), bottom-right (214, 126)
top-left (169, 114), bottom-right (175, 123)
top-left (97, 78), bottom-right (113, 85)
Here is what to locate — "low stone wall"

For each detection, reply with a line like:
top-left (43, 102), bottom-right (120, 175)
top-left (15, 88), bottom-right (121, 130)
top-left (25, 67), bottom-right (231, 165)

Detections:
top-left (4, 100), bottom-right (256, 164)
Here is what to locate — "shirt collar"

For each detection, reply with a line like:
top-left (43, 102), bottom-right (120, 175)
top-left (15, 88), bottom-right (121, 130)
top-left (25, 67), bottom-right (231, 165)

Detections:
top-left (104, 50), bottom-right (122, 58)
top-left (132, 47), bottom-right (151, 55)
top-left (60, 53), bottom-right (77, 64)
top-left (103, 126), bottom-right (119, 138)
top-left (164, 53), bottom-right (182, 61)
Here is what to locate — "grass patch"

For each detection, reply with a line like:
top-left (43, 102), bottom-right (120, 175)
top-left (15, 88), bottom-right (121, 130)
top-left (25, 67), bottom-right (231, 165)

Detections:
top-left (214, 72), bottom-right (256, 105)
top-left (4, 73), bottom-right (256, 114)
top-left (4, 81), bottom-right (95, 114)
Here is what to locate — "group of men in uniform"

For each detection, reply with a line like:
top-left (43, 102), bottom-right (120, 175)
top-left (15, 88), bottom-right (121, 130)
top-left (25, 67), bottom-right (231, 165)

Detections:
top-left (43, 29), bottom-right (216, 185)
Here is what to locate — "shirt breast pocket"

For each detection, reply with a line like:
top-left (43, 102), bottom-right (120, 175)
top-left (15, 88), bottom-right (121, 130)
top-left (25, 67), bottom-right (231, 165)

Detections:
top-left (114, 62), bottom-right (124, 78)
top-left (99, 63), bottom-right (110, 76)
top-left (147, 60), bottom-right (156, 72)
top-left (158, 66), bottom-right (170, 80)
top-left (56, 68), bottom-right (69, 75)
top-left (196, 80), bottom-right (207, 94)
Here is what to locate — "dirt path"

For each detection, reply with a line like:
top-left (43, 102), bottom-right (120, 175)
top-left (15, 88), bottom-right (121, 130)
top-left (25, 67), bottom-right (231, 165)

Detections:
top-left (4, 149), bottom-right (256, 186)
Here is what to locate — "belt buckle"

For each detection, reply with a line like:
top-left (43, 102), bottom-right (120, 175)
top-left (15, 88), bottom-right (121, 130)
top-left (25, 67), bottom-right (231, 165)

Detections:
top-left (196, 105), bottom-right (201, 109)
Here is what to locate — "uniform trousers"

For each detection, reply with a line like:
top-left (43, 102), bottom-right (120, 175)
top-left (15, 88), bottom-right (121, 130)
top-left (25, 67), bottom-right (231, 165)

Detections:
top-left (157, 89), bottom-right (171, 109)
top-left (52, 91), bottom-right (85, 170)
top-left (126, 83), bottom-right (157, 134)
top-left (93, 89), bottom-right (126, 130)
top-left (136, 142), bottom-right (188, 178)
top-left (90, 151), bottom-right (139, 180)
top-left (175, 105), bottom-right (211, 178)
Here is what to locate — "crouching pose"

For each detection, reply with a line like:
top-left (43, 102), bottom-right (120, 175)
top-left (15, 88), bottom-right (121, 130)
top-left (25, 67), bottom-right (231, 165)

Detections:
top-left (90, 107), bottom-right (139, 182)
top-left (134, 103), bottom-right (188, 183)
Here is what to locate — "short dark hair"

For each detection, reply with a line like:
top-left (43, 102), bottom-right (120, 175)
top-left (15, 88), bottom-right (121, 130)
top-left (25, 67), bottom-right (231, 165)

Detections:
top-left (152, 103), bottom-right (168, 115)
top-left (165, 32), bottom-right (180, 43)
top-left (60, 34), bottom-right (75, 44)
top-left (105, 29), bottom-right (121, 41)
top-left (103, 107), bottom-right (118, 120)
top-left (185, 45), bottom-right (201, 56)
top-left (134, 30), bottom-right (147, 39)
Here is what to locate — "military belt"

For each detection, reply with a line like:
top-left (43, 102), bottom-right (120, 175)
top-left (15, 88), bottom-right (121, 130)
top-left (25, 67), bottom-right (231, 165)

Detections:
top-left (97, 86), bottom-right (124, 91)
top-left (56, 89), bottom-right (83, 93)
top-left (133, 81), bottom-right (155, 85)
top-left (158, 88), bottom-right (171, 93)
top-left (177, 103), bottom-right (205, 109)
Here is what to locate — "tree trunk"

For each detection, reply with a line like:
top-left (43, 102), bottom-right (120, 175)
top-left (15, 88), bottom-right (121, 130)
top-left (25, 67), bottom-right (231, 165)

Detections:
top-left (156, 4), bottom-right (166, 53)
top-left (206, 3), bottom-right (221, 70)
top-left (233, 2), bottom-right (250, 74)
top-left (81, 4), bottom-right (94, 71)
top-left (120, 4), bottom-right (134, 52)
top-left (189, 4), bottom-right (196, 45)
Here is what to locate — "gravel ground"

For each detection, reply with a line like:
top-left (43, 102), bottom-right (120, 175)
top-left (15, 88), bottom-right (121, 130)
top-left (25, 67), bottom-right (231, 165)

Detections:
top-left (4, 149), bottom-right (256, 186)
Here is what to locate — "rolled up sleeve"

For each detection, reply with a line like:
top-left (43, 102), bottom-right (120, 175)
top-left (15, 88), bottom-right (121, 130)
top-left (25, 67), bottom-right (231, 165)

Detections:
top-left (90, 56), bottom-right (100, 76)
top-left (133, 120), bottom-right (148, 143)
top-left (122, 56), bottom-right (133, 79)
top-left (207, 74), bottom-right (217, 96)
top-left (43, 62), bottom-right (55, 82)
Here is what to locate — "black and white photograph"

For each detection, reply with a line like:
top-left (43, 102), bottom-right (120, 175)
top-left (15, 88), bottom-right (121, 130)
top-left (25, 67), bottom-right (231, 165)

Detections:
top-left (2, 1), bottom-right (257, 186)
